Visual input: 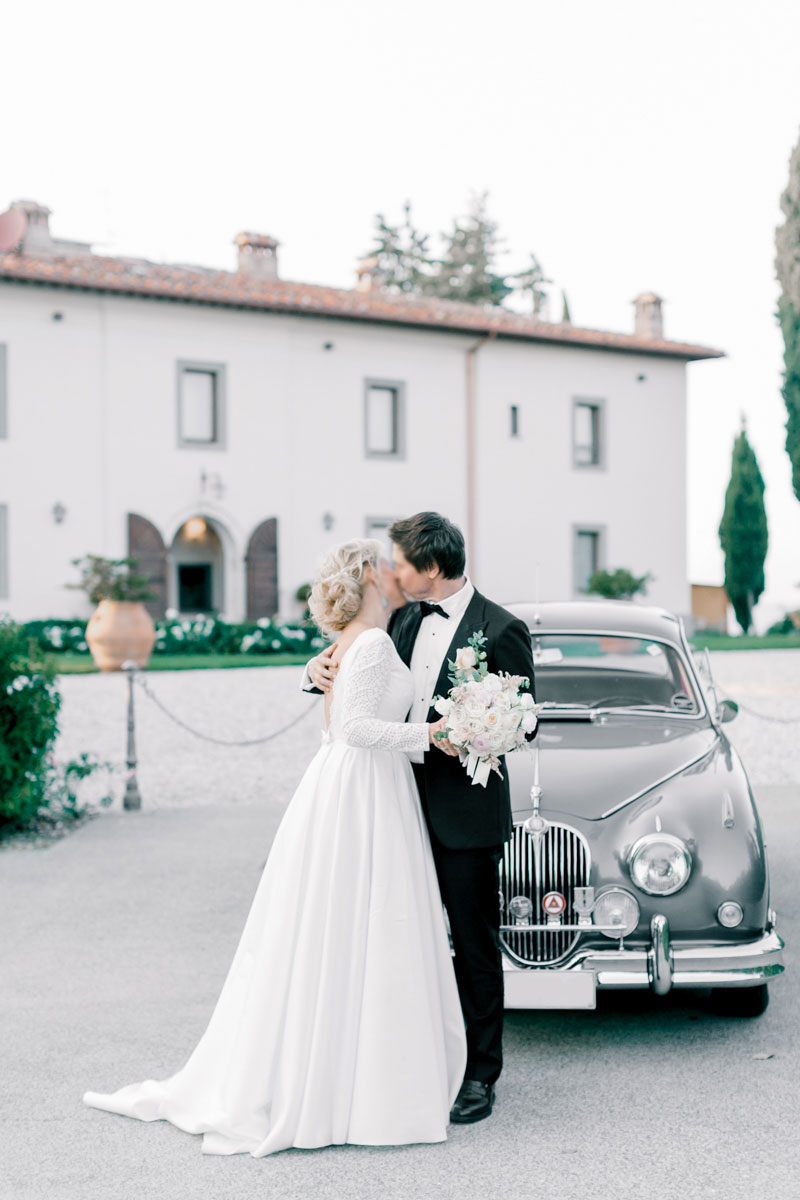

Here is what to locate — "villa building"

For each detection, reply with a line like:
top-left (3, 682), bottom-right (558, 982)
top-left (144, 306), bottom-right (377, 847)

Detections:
top-left (0, 199), bottom-right (722, 623)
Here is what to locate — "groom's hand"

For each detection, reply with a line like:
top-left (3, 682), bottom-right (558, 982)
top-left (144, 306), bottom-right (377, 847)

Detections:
top-left (308, 644), bottom-right (338, 691)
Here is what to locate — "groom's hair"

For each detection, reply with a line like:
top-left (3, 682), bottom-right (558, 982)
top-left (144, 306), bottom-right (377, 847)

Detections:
top-left (388, 512), bottom-right (466, 579)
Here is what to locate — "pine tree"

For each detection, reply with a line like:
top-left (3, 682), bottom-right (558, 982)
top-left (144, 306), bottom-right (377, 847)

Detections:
top-left (718, 424), bottom-right (768, 634)
top-left (426, 193), bottom-right (513, 306)
top-left (365, 201), bottom-right (431, 295)
top-left (776, 129), bottom-right (800, 503)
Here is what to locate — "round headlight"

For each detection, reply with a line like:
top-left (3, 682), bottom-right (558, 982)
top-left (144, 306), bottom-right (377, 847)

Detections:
top-left (508, 896), bottom-right (533, 925)
top-left (629, 833), bottom-right (692, 896)
top-left (593, 888), bottom-right (640, 938)
top-left (717, 900), bottom-right (744, 928)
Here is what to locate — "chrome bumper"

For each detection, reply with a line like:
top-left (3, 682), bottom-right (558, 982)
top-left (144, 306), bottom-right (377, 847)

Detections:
top-left (502, 916), bottom-right (785, 995)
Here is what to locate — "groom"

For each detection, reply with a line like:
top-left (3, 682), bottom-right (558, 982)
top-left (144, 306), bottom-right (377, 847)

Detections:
top-left (305, 512), bottom-right (536, 1124)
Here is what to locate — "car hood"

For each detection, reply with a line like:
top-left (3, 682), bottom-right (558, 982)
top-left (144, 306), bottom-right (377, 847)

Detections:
top-left (508, 716), bottom-right (719, 821)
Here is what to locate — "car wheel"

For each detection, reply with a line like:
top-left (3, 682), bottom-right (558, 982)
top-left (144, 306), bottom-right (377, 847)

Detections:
top-left (709, 984), bottom-right (769, 1018)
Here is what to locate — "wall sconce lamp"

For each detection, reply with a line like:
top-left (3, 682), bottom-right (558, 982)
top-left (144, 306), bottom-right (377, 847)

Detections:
top-left (322, 512), bottom-right (335, 532)
top-left (52, 501), bottom-right (67, 524)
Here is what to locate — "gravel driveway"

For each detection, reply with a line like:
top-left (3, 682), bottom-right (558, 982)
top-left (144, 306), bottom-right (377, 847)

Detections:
top-left (53, 649), bottom-right (800, 813)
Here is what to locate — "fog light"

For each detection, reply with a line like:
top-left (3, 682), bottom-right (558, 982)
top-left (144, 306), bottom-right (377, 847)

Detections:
top-left (717, 900), bottom-right (744, 928)
top-left (594, 888), bottom-right (640, 938)
top-left (509, 896), bottom-right (533, 925)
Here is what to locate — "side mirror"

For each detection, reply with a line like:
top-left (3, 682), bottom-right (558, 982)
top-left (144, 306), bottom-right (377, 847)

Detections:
top-left (718, 699), bottom-right (738, 723)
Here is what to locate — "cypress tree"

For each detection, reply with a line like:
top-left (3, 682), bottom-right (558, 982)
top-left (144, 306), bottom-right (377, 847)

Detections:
top-left (776, 129), bottom-right (800, 502)
top-left (718, 424), bottom-right (768, 633)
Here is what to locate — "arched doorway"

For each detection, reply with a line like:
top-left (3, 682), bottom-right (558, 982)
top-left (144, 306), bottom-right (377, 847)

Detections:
top-left (171, 516), bottom-right (225, 614)
top-left (128, 513), bottom-right (167, 619)
top-left (246, 517), bottom-right (278, 619)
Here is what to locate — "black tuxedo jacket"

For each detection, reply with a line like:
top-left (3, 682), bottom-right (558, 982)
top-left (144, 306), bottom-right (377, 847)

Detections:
top-left (389, 588), bottom-right (536, 851)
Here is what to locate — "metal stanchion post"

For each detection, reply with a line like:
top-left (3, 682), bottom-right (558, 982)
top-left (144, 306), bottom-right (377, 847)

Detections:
top-left (121, 659), bottom-right (142, 810)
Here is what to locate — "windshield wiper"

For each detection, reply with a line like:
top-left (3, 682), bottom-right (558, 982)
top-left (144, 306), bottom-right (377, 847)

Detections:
top-left (591, 703), bottom-right (698, 715)
top-left (538, 703), bottom-right (596, 721)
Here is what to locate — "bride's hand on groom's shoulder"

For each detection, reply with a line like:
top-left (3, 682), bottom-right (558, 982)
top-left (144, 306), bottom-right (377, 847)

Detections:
top-left (308, 644), bottom-right (339, 691)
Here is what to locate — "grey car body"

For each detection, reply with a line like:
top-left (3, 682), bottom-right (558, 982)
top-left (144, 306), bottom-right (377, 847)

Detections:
top-left (498, 599), bottom-right (785, 1016)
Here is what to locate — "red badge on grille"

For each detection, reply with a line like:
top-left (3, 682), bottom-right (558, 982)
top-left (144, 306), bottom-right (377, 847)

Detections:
top-left (542, 891), bottom-right (566, 916)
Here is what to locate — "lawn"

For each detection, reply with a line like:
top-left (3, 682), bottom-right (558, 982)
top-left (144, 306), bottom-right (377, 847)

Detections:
top-left (49, 652), bottom-right (312, 674)
top-left (689, 632), bottom-right (800, 652)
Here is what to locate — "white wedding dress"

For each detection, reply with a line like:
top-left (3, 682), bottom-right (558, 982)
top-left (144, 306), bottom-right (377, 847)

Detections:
top-left (83, 627), bottom-right (466, 1156)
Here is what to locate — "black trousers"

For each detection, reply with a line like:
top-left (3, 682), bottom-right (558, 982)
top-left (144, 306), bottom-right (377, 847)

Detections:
top-left (413, 764), bottom-right (504, 1086)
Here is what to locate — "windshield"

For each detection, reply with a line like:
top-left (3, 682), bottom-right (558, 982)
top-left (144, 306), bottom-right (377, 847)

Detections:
top-left (530, 633), bottom-right (702, 714)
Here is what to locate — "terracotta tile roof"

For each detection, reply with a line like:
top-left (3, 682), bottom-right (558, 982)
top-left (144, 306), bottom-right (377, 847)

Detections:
top-left (0, 251), bottom-right (724, 361)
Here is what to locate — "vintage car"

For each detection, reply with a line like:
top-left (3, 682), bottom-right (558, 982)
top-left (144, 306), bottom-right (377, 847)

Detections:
top-left (499, 599), bottom-right (785, 1017)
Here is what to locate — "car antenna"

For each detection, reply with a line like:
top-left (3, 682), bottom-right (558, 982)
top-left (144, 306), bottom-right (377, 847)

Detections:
top-left (532, 561), bottom-right (542, 625)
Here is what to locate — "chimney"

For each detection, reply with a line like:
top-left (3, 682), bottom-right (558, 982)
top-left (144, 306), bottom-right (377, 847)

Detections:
top-left (633, 292), bottom-right (664, 341)
top-left (355, 256), bottom-right (383, 293)
top-left (12, 199), bottom-right (54, 256)
top-left (234, 232), bottom-right (279, 281)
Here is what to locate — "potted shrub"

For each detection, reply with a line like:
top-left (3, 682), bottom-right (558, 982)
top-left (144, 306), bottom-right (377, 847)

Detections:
top-left (67, 556), bottom-right (157, 672)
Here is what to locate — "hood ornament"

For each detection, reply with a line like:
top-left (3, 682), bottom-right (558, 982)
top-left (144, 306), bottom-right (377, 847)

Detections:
top-left (524, 746), bottom-right (548, 838)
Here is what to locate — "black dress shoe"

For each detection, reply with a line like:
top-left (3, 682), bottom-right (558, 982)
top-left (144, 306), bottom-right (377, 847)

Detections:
top-left (449, 1079), bottom-right (495, 1124)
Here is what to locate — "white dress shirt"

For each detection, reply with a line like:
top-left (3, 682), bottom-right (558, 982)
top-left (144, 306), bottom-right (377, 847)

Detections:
top-left (407, 578), bottom-right (474, 763)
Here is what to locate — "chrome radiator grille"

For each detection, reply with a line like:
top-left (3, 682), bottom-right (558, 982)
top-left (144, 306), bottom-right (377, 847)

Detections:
top-left (499, 822), bottom-right (591, 965)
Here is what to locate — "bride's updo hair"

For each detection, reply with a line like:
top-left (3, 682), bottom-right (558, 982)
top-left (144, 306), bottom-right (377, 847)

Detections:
top-left (308, 538), bottom-right (383, 636)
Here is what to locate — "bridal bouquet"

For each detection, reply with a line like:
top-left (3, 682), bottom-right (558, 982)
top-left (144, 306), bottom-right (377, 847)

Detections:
top-left (432, 630), bottom-right (542, 788)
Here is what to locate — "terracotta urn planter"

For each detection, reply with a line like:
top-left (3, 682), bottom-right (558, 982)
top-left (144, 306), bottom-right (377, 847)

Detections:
top-left (85, 600), bottom-right (156, 672)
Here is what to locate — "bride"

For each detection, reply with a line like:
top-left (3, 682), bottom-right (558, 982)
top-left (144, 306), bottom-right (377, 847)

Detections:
top-left (83, 538), bottom-right (467, 1156)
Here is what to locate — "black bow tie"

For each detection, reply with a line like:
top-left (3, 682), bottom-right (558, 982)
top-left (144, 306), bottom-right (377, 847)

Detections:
top-left (419, 601), bottom-right (448, 619)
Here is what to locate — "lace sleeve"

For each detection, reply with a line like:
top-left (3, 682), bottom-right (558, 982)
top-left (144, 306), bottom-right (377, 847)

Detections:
top-left (337, 632), bottom-right (430, 754)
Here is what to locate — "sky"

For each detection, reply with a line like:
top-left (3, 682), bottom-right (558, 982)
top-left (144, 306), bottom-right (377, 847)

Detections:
top-left (4, 0), bottom-right (800, 629)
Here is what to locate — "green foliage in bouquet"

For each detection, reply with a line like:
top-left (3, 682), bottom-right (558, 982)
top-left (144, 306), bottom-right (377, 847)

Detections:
top-left (67, 555), bottom-right (156, 605)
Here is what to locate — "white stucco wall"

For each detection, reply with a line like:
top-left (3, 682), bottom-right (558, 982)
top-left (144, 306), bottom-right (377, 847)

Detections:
top-left (471, 339), bottom-right (689, 613)
top-left (0, 281), bottom-right (692, 622)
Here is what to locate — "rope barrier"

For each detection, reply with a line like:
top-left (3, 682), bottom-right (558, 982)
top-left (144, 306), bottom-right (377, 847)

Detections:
top-left (132, 669), bottom-right (800, 747)
top-left (134, 674), bottom-right (322, 746)
top-left (718, 689), bottom-right (800, 725)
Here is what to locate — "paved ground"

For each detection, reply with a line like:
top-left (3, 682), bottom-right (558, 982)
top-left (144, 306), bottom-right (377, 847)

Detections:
top-left (3, 649), bottom-right (799, 1199)
top-left (2, 787), bottom-right (799, 1200)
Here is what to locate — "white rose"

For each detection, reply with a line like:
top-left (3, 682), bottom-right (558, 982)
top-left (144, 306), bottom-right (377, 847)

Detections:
top-left (482, 674), bottom-right (502, 695)
top-left (521, 712), bottom-right (538, 734)
top-left (464, 700), bottom-right (485, 720)
top-left (434, 697), bottom-right (453, 716)
top-left (456, 646), bottom-right (478, 670)
top-left (492, 692), bottom-right (511, 712)
top-left (520, 693), bottom-right (535, 710)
